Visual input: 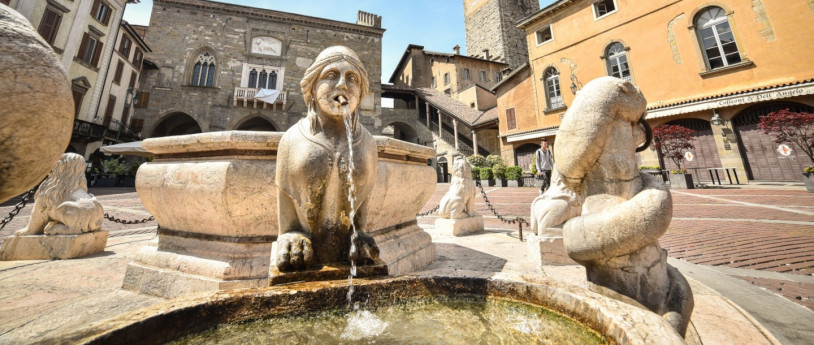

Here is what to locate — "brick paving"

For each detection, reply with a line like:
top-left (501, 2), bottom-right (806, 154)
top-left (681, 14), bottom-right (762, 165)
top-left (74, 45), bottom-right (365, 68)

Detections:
top-left (2, 184), bottom-right (813, 310)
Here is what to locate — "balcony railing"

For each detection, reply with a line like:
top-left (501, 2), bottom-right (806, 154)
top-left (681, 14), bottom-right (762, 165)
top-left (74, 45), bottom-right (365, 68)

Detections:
top-left (233, 87), bottom-right (287, 110)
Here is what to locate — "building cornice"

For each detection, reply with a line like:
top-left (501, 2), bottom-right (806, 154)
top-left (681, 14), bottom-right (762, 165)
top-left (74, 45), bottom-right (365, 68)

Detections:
top-left (517, 0), bottom-right (577, 29)
top-left (154, 0), bottom-right (386, 36)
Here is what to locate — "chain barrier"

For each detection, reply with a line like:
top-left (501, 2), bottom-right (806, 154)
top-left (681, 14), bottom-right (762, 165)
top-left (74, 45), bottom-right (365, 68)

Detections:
top-left (416, 204), bottom-right (440, 217)
top-left (104, 213), bottom-right (155, 225)
top-left (475, 179), bottom-right (529, 241)
top-left (0, 187), bottom-right (38, 232)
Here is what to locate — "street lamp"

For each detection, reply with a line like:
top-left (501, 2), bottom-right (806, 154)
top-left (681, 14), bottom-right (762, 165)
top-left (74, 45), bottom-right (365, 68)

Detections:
top-left (710, 109), bottom-right (724, 126)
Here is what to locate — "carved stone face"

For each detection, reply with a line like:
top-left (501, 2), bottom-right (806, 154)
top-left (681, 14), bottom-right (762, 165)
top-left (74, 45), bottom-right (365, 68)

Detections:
top-left (314, 60), bottom-right (362, 118)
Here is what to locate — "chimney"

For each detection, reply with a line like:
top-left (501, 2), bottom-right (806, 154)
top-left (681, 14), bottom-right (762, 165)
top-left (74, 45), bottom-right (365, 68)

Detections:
top-left (482, 49), bottom-right (490, 60)
top-left (453, 45), bottom-right (460, 55)
top-left (356, 11), bottom-right (382, 28)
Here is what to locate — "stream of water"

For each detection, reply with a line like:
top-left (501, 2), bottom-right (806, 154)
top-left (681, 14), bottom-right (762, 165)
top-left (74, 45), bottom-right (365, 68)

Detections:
top-left (342, 104), bottom-right (359, 307)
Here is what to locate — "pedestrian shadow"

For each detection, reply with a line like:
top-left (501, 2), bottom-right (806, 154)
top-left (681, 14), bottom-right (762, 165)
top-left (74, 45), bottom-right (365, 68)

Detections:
top-left (418, 243), bottom-right (507, 277)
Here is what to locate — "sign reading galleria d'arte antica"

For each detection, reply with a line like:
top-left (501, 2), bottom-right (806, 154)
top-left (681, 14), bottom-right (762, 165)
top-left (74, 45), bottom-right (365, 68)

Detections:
top-left (647, 83), bottom-right (814, 119)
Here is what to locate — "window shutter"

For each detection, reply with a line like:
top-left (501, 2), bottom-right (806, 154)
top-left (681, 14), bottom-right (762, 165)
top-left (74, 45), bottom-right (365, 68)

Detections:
top-left (103, 5), bottom-right (112, 25)
top-left (92, 40), bottom-right (103, 67)
top-left (90, 0), bottom-right (100, 19)
top-left (77, 33), bottom-right (89, 59)
top-left (113, 60), bottom-right (123, 84)
top-left (129, 71), bottom-right (137, 89)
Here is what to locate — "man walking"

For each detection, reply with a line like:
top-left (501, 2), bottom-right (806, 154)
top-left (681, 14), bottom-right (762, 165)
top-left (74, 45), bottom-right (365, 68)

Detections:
top-left (535, 139), bottom-right (554, 193)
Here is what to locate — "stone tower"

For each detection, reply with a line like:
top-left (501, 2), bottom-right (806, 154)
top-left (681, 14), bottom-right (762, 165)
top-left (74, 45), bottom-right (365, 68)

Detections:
top-left (463, 0), bottom-right (539, 70)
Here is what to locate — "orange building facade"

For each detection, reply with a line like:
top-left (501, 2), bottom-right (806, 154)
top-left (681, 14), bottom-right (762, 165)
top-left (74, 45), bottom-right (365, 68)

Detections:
top-left (496, 0), bottom-right (814, 182)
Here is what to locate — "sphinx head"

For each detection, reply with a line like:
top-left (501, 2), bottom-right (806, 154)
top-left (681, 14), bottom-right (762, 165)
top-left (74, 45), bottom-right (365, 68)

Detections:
top-left (301, 46), bottom-right (370, 119)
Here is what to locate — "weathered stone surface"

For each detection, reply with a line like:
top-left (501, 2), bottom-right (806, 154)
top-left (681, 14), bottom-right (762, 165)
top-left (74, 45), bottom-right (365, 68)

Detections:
top-left (463, 0), bottom-right (538, 69)
top-left (14, 153), bottom-right (104, 237)
top-left (0, 5), bottom-right (73, 203)
top-left (438, 159), bottom-right (478, 219)
top-left (526, 227), bottom-right (576, 266)
top-left (435, 215), bottom-right (484, 236)
top-left (136, 0), bottom-right (384, 137)
top-left (123, 131), bottom-right (279, 298)
top-left (535, 76), bottom-right (694, 336)
top-left (0, 231), bottom-right (108, 260)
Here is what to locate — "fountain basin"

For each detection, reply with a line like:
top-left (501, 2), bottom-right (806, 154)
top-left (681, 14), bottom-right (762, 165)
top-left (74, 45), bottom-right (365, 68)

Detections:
top-left (123, 131), bottom-right (436, 298)
top-left (64, 276), bottom-right (685, 344)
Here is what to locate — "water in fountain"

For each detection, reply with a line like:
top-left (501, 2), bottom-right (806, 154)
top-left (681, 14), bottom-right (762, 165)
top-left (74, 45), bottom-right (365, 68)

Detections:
top-left (167, 296), bottom-right (608, 344)
top-left (341, 102), bottom-right (358, 307)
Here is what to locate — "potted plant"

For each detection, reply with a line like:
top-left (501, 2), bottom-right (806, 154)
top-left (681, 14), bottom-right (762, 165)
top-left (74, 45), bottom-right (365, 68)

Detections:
top-left (479, 166), bottom-right (495, 187)
top-left (653, 124), bottom-right (695, 189)
top-left (506, 166), bottom-right (524, 187)
top-left (470, 166), bottom-right (481, 181)
top-left (669, 169), bottom-right (694, 189)
top-left (757, 108), bottom-right (814, 192)
top-left (492, 162), bottom-right (507, 187)
top-left (805, 167), bottom-right (814, 193)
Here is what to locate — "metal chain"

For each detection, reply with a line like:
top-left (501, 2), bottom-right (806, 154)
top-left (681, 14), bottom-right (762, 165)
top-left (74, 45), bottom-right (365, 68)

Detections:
top-left (474, 179), bottom-right (528, 241)
top-left (104, 213), bottom-right (155, 225)
top-left (416, 204), bottom-right (440, 217)
top-left (0, 187), bottom-right (37, 232)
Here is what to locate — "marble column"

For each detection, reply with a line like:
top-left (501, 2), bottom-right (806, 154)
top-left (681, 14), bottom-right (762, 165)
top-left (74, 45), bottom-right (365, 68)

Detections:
top-left (438, 110), bottom-right (443, 137)
top-left (472, 130), bottom-right (478, 156)
top-left (425, 103), bottom-right (430, 127)
top-left (453, 118), bottom-right (459, 151)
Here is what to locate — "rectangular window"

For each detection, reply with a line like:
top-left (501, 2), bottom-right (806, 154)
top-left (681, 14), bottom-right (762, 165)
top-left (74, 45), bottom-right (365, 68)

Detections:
top-left (463, 68), bottom-right (470, 80)
top-left (535, 26), bottom-right (553, 45)
top-left (121, 105), bottom-right (130, 128)
top-left (479, 70), bottom-right (487, 82)
top-left (593, 0), bottom-right (617, 19)
top-left (37, 7), bottom-right (62, 45)
top-left (134, 91), bottom-right (150, 108)
top-left (432, 76), bottom-right (436, 88)
top-left (119, 36), bottom-right (132, 58)
top-left (113, 60), bottom-right (124, 84)
top-left (77, 33), bottom-right (103, 67)
top-left (103, 95), bottom-right (116, 128)
top-left (91, 0), bottom-right (112, 26)
top-left (496, 72), bottom-right (502, 82)
top-left (132, 49), bottom-right (143, 70)
top-left (506, 108), bottom-right (516, 130)
top-left (443, 72), bottom-right (450, 85)
top-left (128, 71), bottom-right (137, 89)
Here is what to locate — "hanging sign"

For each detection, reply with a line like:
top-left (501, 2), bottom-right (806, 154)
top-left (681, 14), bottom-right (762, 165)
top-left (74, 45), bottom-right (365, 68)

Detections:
top-left (777, 144), bottom-right (793, 157)
top-left (684, 151), bottom-right (695, 162)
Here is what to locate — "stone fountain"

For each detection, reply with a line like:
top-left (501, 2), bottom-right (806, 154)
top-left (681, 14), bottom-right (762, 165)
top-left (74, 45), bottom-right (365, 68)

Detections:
top-left (122, 46), bottom-right (435, 298)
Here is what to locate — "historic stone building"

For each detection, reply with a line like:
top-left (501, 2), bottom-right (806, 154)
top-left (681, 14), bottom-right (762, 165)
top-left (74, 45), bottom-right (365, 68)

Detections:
top-left (5, 0), bottom-right (137, 157)
top-left (134, 0), bottom-right (384, 138)
top-left (497, 0), bottom-right (814, 182)
top-left (385, 44), bottom-right (505, 181)
top-left (463, 0), bottom-right (538, 70)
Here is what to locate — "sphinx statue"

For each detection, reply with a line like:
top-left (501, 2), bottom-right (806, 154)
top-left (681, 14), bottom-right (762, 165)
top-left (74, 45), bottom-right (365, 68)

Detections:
top-left (435, 159), bottom-right (483, 236)
top-left (1, 153), bottom-right (107, 260)
top-left (438, 159), bottom-right (477, 219)
top-left (274, 46), bottom-right (380, 272)
top-left (531, 77), bottom-right (693, 336)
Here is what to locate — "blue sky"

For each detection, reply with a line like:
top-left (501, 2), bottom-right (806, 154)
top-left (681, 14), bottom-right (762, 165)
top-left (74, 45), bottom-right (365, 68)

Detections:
top-left (123, 0), bottom-right (557, 83)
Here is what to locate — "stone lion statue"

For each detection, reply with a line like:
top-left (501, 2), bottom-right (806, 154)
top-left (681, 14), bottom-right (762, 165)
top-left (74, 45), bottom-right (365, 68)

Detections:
top-left (16, 153), bottom-right (104, 236)
top-left (438, 159), bottom-right (477, 219)
top-left (531, 77), bottom-right (693, 336)
top-left (275, 46), bottom-right (379, 272)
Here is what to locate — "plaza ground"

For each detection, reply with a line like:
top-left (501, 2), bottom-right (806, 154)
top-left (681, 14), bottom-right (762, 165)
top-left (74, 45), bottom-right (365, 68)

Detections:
top-left (0, 183), bottom-right (812, 344)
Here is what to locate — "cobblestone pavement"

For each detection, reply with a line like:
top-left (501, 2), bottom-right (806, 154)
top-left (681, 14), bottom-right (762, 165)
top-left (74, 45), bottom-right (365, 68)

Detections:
top-left (2, 184), bottom-right (813, 310)
top-left (418, 184), bottom-right (814, 310)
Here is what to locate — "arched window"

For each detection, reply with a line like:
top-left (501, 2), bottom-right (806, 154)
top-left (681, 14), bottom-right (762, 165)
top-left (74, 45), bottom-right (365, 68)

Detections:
top-left (248, 69), bottom-right (258, 88)
top-left (258, 70), bottom-right (268, 89)
top-left (270, 71), bottom-right (278, 90)
top-left (605, 42), bottom-right (631, 81)
top-left (543, 68), bottom-right (563, 110)
top-left (191, 52), bottom-right (216, 87)
top-left (695, 7), bottom-right (741, 70)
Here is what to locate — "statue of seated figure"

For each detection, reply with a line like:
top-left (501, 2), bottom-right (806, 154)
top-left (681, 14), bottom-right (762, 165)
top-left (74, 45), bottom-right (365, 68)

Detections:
top-left (531, 77), bottom-right (694, 337)
top-left (15, 153), bottom-right (104, 236)
top-left (438, 159), bottom-right (477, 219)
top-left (274, 46), bottom-right (380, 272)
